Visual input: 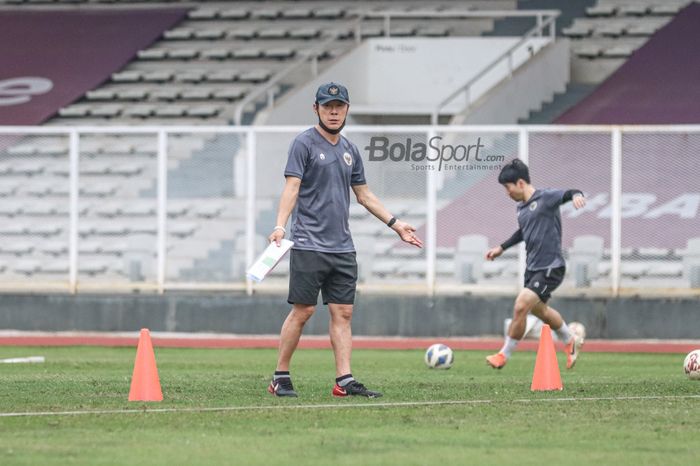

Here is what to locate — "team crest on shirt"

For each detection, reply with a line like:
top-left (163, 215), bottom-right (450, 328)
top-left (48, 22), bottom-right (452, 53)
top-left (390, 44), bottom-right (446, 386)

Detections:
top-left (529, 201), bottom-right (538, 211)
top-left (343, 152), bottom-right (352, 166)
top-left (534, 281), bottom-right (540, 288)
top-left (319, 153), bottom-right (326, 160)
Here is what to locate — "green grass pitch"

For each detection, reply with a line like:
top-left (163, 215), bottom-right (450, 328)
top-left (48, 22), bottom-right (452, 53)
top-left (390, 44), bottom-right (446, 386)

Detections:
top-left (1, 346), bottom-right (698, 466)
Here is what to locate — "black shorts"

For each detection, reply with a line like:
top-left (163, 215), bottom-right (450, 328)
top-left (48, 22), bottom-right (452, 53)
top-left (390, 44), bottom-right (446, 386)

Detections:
top-left (288, 249), bottom-right (358, 306)
top-left (524, 267), bottom-right (565, 303)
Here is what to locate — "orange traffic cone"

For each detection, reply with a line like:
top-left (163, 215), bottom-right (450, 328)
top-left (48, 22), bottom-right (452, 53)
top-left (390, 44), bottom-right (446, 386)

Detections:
top-left (530, 324), bottom-right (563, 391)
top-left (128, 328), bottom-right (163, 401)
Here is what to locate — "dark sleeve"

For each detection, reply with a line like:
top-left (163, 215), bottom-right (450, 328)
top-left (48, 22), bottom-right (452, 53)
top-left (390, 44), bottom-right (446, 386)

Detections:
top-left (500, 229), bottom-right (523, 250)
top-left (350, 145), bottom-right (366, 186)
top-left (283, 138), bottom-right (308, 180)
top-left (562, 189), bottom-right (584, 203)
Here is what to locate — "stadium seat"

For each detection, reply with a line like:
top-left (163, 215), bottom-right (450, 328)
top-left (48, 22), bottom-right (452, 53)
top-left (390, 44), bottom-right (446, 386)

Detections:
top-left (586, 5), bottom-right (617, 17)
top-left (251, 9), bottom-right (280, 20)
top-left (212, 88), bottom-right (245, 101)
top-left (621, 262), bottom-right (650, 279)
top-left (650, 4), bottom-right (682, 15)
top-left (200, 49), bottom-right (231, 60)
top-left (14, 260), bottom-right (40, 275)
top-left (568, 235), bottom-right (605, 288)
top-left (180, 88), bottom-right (212, 100)
top-left (123, 105), bottom-right (156, 118)
top-left (220, 9), bottom-right (249, 20)
top-left (90, 104), bottom-right (122, 117)
top-left (86, 89), bottom-right (116, 100)
top-left (79, 260), bottom-right (110, 276)
top-left (1, 242), bottom-right (34, 256)
top-left (188, 9), bottom-right (218, 20)
top-left (111, 71), bottom-right (142, 82)
top-left (238, 69), bottom-right (271, 83)
top-left (117, 89), bottom-right (148, 101)
top-left (164, 29), bottom-right (194, 40)
top-left (120, 203), bottom-right (156, 217)
top-left (602, 45), bottom-right (634, 58)
top-left (193, 29), bottom-right (225, 40)
top-left (167, 48), bottom-right (199, 60)
top-left (228, 29), bottom-right (257, 40)
top-left (40, 261), bottom-right (69, 274)
top-left (143, 71), bottom-right (174, 83)
top-left (575, 45), bottom-right (602, 58)
top-left (169, 222), bottom-right (198, 238)
top-left (563, 23), bottom-right (593, 38)
top-left (596, 23), bottom-right (627, 37)
top-left (137, 49), bottom-right (167, 60)
top-left (257, 28), bottom-right (288, 40)
top-left (207, 70), bottom-right (239, 82)
top-left (619, 5), bottom-right (649, 16)
top-left (232, 48), bottom-right (263, 59)
top-left (455, 234), bottom-right (488, 284)
top-left (264, 48), bottom-right (296, 60)
top-left (289, 28), bottom-right (321, 40)
top-left (29, 223), bottom-right (63, 237)
top-left (314, 7), bottom-right (345, 19)
top-left (681, 237), bottom-right (700, 287)
top-left (151, 89), bottom-right (181, 101)
top-left (626, 23), bottom-right (660, 36)
top-left (282, 8), bottom-right (312, 20)
top-left (416, 26), bottom-right (451, 37)
top-left (187, 105), bottom-right (221, 118)
top-left (40, 242), bottom-right (68, 256)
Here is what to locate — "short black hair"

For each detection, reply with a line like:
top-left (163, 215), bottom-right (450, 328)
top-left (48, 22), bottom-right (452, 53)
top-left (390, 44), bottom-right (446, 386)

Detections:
top-left (498, 158), bottom-right (530, 184)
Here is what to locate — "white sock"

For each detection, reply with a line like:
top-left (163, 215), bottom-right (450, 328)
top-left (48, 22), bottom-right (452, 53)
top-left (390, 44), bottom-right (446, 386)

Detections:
top-left (555, 322), bottom-right (573, 343)
top-left (499, 336), bottom-right (519, 359)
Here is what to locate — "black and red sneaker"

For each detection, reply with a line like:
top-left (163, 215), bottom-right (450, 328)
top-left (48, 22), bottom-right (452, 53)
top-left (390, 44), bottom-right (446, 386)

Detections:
top-left (268, 377), bottom-right (298, 397)
top-left (332, 380), bottom-right (382, 398)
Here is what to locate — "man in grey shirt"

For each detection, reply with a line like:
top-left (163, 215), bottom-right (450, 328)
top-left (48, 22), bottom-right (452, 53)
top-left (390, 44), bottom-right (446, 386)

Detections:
top-left (267, 82), bottom-right (423, 398)
top-left (485, 159), bottom-right (586, 370)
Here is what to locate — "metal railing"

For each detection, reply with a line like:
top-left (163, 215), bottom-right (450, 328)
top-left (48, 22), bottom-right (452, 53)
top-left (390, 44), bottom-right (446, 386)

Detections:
top-left (234, 9), bottom-right (561, 125)
top-left (431, 11), bottom-right (560, 124)
top-left (1, 124), bottom-right (698, 296)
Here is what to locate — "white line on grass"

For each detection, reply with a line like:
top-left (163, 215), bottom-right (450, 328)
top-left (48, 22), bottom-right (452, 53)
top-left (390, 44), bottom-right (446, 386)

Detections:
top-left (1, 395), bottom-right (700, 418)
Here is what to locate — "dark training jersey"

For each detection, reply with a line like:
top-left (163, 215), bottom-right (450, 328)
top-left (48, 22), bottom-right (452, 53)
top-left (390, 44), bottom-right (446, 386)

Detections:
top-left (284, 127), bottom-right (366, 253)
top-left (516, 188), bottom-right (569, 271)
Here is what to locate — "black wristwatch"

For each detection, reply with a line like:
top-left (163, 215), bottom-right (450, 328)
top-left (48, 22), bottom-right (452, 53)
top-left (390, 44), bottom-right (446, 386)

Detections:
top-left (387, 217), bottom-right (397, 228)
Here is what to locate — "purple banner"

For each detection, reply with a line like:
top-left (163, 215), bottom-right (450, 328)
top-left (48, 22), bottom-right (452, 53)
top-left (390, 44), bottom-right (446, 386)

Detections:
top-left (557, 3), bottom-right (700, 124)
top-left (0, 9), bottom-right (188, 125)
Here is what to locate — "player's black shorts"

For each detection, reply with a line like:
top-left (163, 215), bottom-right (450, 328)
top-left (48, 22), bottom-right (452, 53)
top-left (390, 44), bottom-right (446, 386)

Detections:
top-left (288, 249), bottom-right (357, 306)
top-left (524, 266), bottom-right (565, 303)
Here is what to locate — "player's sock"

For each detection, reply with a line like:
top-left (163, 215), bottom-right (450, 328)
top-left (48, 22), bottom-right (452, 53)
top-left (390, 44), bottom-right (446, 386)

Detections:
top-left (499, 336), bottom-right (519, 359)
top-left (274, 370), bottom-right (290, 381)
top-left (336, 374), bottom-right (354, 387)
top-left (555, 322), bottom-right (573, 344)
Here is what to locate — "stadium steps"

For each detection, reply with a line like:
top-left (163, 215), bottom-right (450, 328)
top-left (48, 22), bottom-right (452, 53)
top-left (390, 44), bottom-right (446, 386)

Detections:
top-left (484, 0), bottom-right (596, 37)
top-left (176, 239), bottom-right (235, 281)
top-left (518, 82), bottom-right (596, 124)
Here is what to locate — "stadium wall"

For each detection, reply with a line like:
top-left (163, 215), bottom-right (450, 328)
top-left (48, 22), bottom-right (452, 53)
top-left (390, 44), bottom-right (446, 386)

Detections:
top-left (1, 293), bottom-right (698, 339)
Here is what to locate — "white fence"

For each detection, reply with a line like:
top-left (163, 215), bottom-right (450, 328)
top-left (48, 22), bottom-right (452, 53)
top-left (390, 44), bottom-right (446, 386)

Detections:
top-left (0, 125), bottom-right (698, 295)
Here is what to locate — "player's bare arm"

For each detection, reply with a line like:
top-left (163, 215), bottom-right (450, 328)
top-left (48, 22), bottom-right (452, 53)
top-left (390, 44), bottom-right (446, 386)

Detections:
top-left (352, 184), bottom-right (423, 248)
top-left (269, 176), bottom-right (301, 246)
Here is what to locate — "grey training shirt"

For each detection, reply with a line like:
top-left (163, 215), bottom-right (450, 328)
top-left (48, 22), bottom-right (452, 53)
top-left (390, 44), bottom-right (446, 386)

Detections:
top-left (284, 127), bottom-right (366, 253)
top-left (517, 188), bottom-right (567, 271)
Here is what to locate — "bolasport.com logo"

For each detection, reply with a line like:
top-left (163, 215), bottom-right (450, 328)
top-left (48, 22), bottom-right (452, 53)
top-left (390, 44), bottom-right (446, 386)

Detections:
top-left (364, 136), bottom-right (506, 172)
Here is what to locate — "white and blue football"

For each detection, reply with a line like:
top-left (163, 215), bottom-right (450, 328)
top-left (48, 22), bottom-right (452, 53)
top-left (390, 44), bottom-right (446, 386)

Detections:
top-left (424, 343), bottom-right (454, 369)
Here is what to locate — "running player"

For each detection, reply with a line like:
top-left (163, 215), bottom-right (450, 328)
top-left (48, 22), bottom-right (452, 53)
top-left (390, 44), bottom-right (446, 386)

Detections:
top-left (485, 159), bottom-right (586, 369)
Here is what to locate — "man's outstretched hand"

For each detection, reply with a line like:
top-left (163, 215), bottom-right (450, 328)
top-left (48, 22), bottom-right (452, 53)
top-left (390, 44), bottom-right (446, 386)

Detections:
top-left (392, 220), bottom-right (423, 248)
